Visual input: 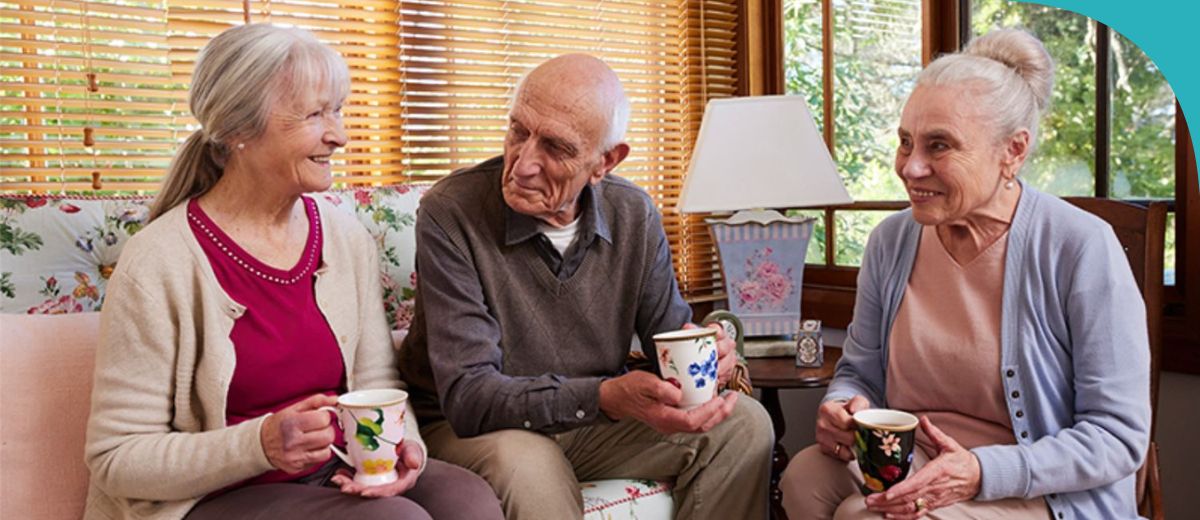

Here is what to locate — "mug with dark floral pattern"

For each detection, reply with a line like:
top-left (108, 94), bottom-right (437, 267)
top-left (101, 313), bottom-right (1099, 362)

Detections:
top-left (852, 409), bottom-right (918, 495)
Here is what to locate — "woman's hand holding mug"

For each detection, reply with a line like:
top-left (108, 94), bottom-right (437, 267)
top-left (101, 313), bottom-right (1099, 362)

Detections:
top-left (816, 395), bottom-right (870, 462)
top-left (260, 393), bottom-right (340, 474)
top-left (332, 442), bottom-right (424, 498)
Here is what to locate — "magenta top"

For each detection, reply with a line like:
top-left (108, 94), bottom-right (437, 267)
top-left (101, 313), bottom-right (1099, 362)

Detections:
top-left (188, 197), bottom-right (345, 486)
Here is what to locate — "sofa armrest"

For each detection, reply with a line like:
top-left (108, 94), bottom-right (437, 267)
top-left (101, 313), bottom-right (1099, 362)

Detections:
top-left (0, 312), bottom-right (101, 520)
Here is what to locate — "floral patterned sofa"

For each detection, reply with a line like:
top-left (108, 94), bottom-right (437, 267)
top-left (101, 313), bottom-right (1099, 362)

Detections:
top-left (0, 189), bottom-right (672, 519)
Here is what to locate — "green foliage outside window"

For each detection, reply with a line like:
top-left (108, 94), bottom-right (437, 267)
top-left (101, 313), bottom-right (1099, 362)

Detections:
top-left (972, 1), bottom-right (1098, 196)
top-left (784, 0), bottom-right (917, 266)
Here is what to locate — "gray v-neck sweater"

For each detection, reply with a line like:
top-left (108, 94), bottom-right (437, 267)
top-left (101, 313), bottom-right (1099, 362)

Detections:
top-left (398, 157), bottom-right (692, 437)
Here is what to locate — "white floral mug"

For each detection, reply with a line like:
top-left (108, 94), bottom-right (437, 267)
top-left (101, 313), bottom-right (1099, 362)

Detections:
top-left (652, 328), bottom-right (719, 409)
top-left (320, 389), bottom-right (408, 486)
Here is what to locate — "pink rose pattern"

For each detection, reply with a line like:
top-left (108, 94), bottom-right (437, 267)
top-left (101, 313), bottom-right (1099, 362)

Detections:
top-left (26, 273), bottom-right (96, 314)
top-left (581, 479), bottom-right (673, 516)
top-left (354, 189), bottom-right (373, 207)
top-left (731, 247), bottom-right (795, 312)
top-left (27, 294), bottom-right (83, 314)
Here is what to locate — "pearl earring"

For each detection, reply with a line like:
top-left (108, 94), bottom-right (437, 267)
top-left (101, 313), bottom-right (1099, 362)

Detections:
top-left (1005, 179), bottom-right (1015, 189)
top-left (236, 143), bottom-right (245, 150)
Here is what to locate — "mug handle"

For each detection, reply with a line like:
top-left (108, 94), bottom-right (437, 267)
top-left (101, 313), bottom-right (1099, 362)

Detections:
top-left (316, 406), bottom-right (353, 467)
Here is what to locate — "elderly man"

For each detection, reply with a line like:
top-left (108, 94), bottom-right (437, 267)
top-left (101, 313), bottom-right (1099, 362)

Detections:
top-left (397, 53), bottom-right (773, 520)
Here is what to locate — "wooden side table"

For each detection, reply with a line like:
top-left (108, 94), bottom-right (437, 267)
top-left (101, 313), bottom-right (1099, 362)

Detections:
top-left (747, 346), bottom-right (841, 520)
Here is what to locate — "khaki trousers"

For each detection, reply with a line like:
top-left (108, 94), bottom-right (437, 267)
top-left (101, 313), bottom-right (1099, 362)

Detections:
top-left (781, 444), bottom-right (1050, 519)
top-left (423, 396), bottom-right (774, 520)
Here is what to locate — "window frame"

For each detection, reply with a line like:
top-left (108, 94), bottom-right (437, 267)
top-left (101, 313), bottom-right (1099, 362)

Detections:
top-left (757, 0), bottom-right (1200, 373)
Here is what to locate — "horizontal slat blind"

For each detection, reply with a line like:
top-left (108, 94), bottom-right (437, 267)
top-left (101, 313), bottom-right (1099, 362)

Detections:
top-left (234, 0), bottom-right (407, 185)
top-left (1, 0), bottom-right (182, 191)
top-left (1, 0), bottom-right (737, 300)
top-left (675, 0), bottom-right (737, 299)
top-left (389, 0), bottom-right (737, 299)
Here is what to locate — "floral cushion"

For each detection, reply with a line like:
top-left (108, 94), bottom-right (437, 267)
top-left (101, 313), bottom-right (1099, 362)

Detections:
top-left (315, 186), bottom-right (425, 329)
top-left (0, 187), bottom-right (425, 329)
top-left (581, 479), bottom-right (674, 519)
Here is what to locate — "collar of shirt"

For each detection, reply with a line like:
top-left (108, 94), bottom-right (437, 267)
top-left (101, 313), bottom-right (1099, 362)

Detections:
top-left (503, 180), bottom-right (612, 248)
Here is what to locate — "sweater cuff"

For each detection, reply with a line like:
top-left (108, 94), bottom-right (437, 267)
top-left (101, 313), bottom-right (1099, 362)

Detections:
top-left (822, 391), bottom-right (873, 408)
top-left (247, 414), bottom-right (278, 474)
top-left (971, 444), bottom-right (1031, 501)
top-left (822, 392), bottom-right (855, 405)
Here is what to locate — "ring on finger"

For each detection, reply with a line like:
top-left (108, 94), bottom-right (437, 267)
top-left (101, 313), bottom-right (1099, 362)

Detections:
top-left (914, 497), bottom-right (928, 513)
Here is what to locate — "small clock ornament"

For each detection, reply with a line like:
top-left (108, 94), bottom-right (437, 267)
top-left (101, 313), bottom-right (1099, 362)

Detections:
top-left (702, 310), bottom-right (744, 359)
top-left (795, 319), bottom-right (824, 368)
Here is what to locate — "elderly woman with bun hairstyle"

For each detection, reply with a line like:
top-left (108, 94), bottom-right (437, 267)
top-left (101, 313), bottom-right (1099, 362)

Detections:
top-left (83, 23), bottom-right (501, 520)
top-left (780, 28), bottom-right (1150, 519)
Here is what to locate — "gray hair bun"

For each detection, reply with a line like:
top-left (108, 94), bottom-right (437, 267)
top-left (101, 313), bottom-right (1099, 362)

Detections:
top-left (965, 28), bottom-right (1055, 112)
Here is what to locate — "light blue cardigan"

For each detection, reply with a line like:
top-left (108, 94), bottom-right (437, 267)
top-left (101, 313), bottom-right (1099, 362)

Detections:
top-left (825, 183), bottom-right (1151, 519)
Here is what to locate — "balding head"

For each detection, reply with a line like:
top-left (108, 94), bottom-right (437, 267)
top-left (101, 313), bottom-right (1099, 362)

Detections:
top-left (501, 54), bottom-right (632, 227)
top-left (512, 54), bottom-right (630, 149)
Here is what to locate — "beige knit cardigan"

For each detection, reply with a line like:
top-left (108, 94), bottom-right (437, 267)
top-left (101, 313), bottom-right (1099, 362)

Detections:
top-left (83, 197), bottom-right (425, 520)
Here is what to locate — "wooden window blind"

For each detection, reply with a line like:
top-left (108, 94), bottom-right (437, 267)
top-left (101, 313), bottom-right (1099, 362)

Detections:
top-left (1, 0), bottom-right (738, 299)
top-left (2, 0), bottom-right (182, 191)
top-left (381, 0), bottom-right (739, 299)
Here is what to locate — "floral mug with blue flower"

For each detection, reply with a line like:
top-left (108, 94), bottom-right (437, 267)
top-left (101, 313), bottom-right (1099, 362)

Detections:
top-left (851, 409), bottom-right (918, 495)
top-left (652, 328), bottom-right (720, 409)
top-left (319, 389), bottom-right (408, 486)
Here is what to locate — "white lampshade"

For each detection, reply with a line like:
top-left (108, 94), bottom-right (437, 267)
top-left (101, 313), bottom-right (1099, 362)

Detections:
top-left (679, 96), bottom-right (852, 213)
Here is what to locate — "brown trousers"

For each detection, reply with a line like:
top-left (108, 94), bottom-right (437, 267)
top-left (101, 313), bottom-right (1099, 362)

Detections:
top-left (422, 396), bottom-right (775, 520)
top-left (781, 444), bottom-right (1051, 519)
top-left (184, 458), bottom-right (502, 520)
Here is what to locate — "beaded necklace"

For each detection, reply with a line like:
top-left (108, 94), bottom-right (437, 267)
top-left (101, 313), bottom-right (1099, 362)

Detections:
top-left (187, 198), bottom-right (320, 285)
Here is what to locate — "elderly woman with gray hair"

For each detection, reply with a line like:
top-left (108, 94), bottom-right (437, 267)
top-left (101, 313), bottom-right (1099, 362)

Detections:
top-left (83, 24), bottom-right (501, 520)
top-left (780, 28), bottom-right (1150, 519)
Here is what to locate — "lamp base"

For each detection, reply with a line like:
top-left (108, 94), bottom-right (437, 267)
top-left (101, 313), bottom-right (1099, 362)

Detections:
top-left (707, 210), bottom-right (813, 337)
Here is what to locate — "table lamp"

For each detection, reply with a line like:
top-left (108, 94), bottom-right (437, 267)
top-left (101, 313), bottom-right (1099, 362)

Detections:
top-left (680, 96), bottom-right (852, 337)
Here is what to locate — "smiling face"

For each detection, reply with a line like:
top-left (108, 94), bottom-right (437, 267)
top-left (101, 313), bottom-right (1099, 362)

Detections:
top-left (501, 55), bottom-right (629, 227)
top-left (894, 83), bottom-right (1023, 226)
top-left (238, 81), bottom-right (348, 195)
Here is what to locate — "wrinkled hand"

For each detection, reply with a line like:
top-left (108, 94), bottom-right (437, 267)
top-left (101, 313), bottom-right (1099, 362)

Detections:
top-left (865, 416), bottom-right (981, 519)
top-left (815, 395), bottom-right (869, 462)
top-left (332, 442), bottom-right (424, 498)
top-left (684, 322), bottom-right (736, 388)
top-left (599, 370), bottom-right (738, 434)
top-left (260, 394), bottom-right (339, 474)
